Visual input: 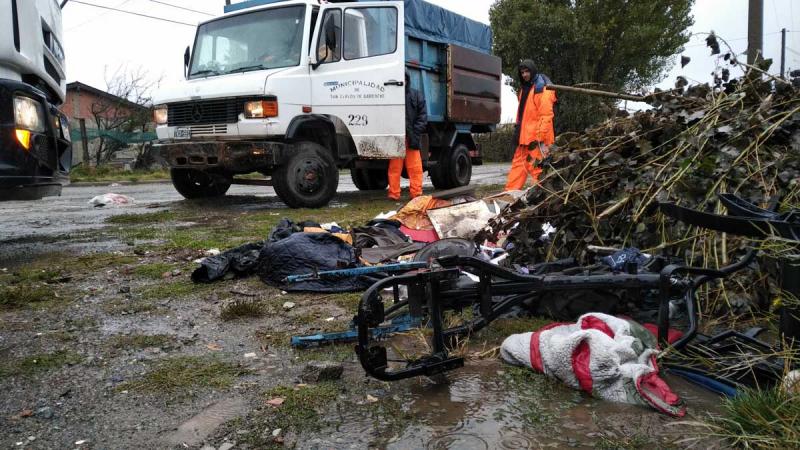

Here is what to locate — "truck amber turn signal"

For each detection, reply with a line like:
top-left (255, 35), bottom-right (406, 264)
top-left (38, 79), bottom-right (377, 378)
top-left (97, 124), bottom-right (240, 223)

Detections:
top-left (15, 129), bottom-right (32, 150)
top-left (244, 100), bottom-right (278, 118)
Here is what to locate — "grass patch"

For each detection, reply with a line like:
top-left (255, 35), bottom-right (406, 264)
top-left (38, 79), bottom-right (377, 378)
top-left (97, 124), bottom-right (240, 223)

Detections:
top-left (366, 396), bottom-right (415, 434)
top-left (477, 316), bottom-right (553, 344)
top-left (255, 329), bottom-right (292, 348)
top-left (140, 280), bottom-right (213, 300)
top-left (75, 253), bottom-right (137, 271)
top-left (294, 344), bottom-right (355, 363)
top-left (102, 299), bottom-right (160, 315)
top-left (0, 266), bottom-right (69, 309)
top-left (106, 334), bottom-right (175, 350)
top-left (1, 267), bottom-right (63, 283)
top-left (595, 434), bottom-right (656, 450)
top-left (164, 228), bottom-right (256, 251)
top-left (121, 356), bottom-right (246, 393)
top-left (133, 262), bottom-right (175, 279)
top-left (70, 166), bottom-right (169, 183)
top-left (495, 365), bottom-right (574, 428)
top-left (64, 317), bottom-right (98, 330)
top-left (697, 387), bottom-right (800, 448)
top-left (331, 293), bottom-right (361, 312)
top-left (0, 285), bottom-right (55, 309)
top-left (264, 383), bottom-right (340, 431)
top-left (221, 299), bottom-right (266, 321)
top-left (107, 210), bottom-right (177, 225)
top-left (0, 350), bottom-right (82, 378)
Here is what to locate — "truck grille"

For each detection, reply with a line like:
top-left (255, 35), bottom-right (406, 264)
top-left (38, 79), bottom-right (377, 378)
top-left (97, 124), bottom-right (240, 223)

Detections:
top-left (168, 98), bottom-right (242, 126)
top-left (189, 124), bottom-right (228, 136)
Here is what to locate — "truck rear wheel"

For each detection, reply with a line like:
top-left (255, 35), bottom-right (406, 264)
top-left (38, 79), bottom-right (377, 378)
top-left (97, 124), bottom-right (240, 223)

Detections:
top-left (430, 143), bottom-right (472, 189)
top-left (273, 141), bottom-right (338, 208)
top-left (350, 168), bottom-right (388, 191)
top-left (170, 169), bottom-right (231, 199)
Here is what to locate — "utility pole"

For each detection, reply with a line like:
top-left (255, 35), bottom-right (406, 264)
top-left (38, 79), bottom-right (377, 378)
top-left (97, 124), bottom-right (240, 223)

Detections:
top-left (79, 118), bottom-right (90, 165)
top-left (747, 0), bottom-right (764, 65)
top-left (781, 28), bottom-right (787, 78)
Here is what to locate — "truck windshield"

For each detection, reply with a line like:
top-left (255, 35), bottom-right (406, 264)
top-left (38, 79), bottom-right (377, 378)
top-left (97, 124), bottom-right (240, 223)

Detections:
top-left (189, 5), bottom-right (306, 78)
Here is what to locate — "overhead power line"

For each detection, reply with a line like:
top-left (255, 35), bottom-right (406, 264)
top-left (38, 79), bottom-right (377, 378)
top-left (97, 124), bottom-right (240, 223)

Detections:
top-left (69, 0), bottom-right (196, 26)
top-left (146, 0), bottom-right (214, 16)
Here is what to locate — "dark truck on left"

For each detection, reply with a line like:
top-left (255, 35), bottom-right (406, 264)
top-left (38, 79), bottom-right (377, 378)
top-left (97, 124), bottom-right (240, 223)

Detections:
top-left (1, 0), bottom-right (72, 200)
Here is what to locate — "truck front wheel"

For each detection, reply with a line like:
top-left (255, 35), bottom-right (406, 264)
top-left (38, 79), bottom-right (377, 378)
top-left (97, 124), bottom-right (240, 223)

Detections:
top-left (273, 141), bottom-right (339, 208)
top-left (350, 168), bottom-right (388, 191)
top-left (170, 169), bottom-right (231, 199)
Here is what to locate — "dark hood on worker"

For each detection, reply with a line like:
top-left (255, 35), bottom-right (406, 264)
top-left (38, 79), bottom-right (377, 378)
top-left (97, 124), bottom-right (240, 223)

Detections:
top-left (518, 59), bottom-right (537, 83)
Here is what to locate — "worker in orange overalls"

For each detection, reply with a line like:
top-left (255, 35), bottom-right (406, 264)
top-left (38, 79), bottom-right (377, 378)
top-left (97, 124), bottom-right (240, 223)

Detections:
top-left (505, 60), bottom-right (557, 191)
top-left (388, 72), bottom-right (427, 200)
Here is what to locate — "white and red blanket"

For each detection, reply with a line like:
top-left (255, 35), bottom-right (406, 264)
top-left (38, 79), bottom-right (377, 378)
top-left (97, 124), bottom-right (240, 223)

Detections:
top-left (500, 313), bottom-right (685, 417)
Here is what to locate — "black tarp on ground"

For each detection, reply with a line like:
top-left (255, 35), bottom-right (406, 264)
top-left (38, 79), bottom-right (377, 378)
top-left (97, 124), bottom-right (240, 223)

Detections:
top-left (192, 242), bottom-right (264, 283)
top-left (258, 232), bottom-right (380, 292)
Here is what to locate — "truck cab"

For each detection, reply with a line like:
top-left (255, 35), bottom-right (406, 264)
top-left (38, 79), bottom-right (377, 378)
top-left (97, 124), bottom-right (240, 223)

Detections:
top-left (0, 0), bottom-right (72, 200)
top-left (153, 0), bottom-right (500, 208)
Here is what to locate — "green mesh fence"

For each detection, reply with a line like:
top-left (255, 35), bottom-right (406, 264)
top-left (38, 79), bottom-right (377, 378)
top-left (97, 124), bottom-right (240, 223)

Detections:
top-left (70, 128), bottom-right (157, 144)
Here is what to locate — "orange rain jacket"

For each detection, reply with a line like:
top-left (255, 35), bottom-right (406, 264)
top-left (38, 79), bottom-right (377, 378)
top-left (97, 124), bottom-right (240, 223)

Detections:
top-left (517, 77), bottom-right (557, 148)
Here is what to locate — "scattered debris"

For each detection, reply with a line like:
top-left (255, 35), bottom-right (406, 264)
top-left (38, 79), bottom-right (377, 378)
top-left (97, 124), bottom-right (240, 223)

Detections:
top-left (501, 313), bottom-right (685, 416)
top-left (266, 397), bottom-right (285, 407)
top-left (301, 361), bottom-right (344, 383)
top-left (783, 370), bottom-right (800, 396)
top-left (88, 193), bottom-right (134, 207)
top-left (282, 302), bottom-right (295, 310)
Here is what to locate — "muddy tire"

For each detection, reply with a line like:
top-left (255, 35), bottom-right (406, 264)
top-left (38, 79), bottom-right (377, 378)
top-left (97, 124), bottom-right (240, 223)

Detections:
top-left (430, 144), bottom-right (472, 189)
top-left (273, 141), bottom-right (339, 208)
top-left (350, 168), bottom-right (388, 191)
top-left (170, 169), bottom-right (231, 199)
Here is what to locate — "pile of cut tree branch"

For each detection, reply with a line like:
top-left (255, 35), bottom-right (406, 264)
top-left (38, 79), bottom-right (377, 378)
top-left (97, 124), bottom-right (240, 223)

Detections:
top-left (480, 65), bottom-right (799, 319)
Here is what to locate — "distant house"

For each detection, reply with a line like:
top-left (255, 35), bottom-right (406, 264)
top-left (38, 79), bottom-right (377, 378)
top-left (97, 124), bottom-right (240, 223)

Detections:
top-left (61, 81), bottom-right (154, 168)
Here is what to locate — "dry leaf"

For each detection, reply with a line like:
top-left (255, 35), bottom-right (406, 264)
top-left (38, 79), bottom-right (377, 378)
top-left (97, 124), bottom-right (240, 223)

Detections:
top-left (266, 397), bottom-right (285, 407)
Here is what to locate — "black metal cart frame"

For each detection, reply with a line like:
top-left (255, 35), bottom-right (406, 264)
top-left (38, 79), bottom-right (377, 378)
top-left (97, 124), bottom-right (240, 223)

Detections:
top-left (354, 194), bottom-right (799, 383)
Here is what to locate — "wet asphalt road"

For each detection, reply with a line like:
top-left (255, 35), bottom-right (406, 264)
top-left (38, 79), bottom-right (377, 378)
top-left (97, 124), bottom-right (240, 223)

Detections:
top-left (0, 163), bottom-right (510, 245)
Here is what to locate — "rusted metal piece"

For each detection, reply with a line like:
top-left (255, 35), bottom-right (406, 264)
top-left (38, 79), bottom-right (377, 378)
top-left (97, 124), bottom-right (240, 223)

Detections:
top-left (155, 140), bottom-right (287, 173)
top-left (447, 45), bottom-right (502, 124)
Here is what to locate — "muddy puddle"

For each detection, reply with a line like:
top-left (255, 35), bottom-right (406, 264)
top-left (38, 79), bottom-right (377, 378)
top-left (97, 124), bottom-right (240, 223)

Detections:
top-left (304, 359), bottom-right (723, 449)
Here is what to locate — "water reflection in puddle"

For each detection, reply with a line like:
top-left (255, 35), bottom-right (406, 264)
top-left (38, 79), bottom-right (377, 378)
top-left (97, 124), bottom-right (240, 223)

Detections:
top-left (375, 360), bottom-right (721, 449)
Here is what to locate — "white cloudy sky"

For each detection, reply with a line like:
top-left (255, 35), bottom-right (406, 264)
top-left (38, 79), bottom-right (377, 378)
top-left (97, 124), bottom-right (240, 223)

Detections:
top-left (62, 0), bottom-right (800, 122)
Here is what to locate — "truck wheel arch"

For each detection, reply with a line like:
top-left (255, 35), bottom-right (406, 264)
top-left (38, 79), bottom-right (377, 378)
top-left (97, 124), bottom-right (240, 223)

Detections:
top-left (286, 115), bottom-right (356, 163)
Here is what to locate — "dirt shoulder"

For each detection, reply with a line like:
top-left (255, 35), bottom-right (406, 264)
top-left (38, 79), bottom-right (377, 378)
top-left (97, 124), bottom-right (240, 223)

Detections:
top-left (0, 188), bottom-right (723, 449)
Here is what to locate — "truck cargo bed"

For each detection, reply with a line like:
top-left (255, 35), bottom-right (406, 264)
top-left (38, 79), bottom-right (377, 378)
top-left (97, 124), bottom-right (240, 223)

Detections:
top-left (406, 37), bottom-right (501, 127)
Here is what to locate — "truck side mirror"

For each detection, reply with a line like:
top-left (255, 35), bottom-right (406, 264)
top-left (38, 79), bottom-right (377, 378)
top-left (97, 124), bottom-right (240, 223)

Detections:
top-left (183, 46), bottom-right (190, 77)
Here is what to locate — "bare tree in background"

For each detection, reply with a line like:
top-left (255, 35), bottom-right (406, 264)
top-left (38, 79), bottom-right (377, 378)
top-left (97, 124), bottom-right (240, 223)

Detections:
top-left (89, 66), bottom-right (160, 167)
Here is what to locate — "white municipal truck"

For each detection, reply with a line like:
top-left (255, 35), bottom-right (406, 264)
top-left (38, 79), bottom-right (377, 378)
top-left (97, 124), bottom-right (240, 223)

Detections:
top-left (0, 0), bottom-right (72, 200)
top-left (153, 0), bottom-right (501, 208)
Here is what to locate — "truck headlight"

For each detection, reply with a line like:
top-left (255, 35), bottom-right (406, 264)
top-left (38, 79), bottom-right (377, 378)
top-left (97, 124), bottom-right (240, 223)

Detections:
top-left (14, 96), bottom-right (45, 133)
top-left (244, 100), bottom-right (278, 118)
top-left (154, 106), bottom-right (168, 125)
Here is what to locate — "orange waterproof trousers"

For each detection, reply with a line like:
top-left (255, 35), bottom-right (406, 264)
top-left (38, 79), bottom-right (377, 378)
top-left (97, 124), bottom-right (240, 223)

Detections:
top-left (388, 148), bottom-right (423, 200)
top-left (504, 144), bottom-right (544, 191)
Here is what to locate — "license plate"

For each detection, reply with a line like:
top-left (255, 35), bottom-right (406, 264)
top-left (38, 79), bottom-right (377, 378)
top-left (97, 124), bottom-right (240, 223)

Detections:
top-left (174, 127), bottom-right (191, 139)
